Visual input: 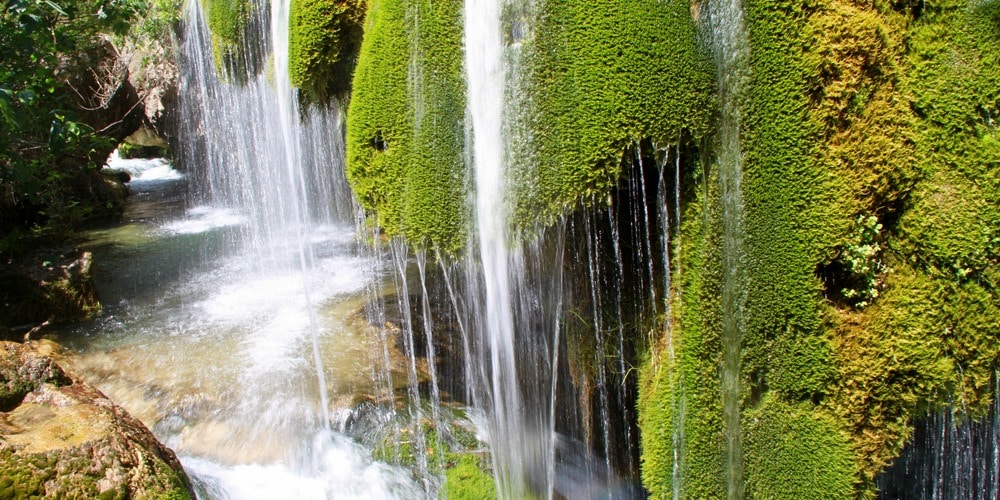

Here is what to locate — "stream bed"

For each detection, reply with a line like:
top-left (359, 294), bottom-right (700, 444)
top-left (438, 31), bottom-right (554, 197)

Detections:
top-left (54, 155), bottom-right (426, 498)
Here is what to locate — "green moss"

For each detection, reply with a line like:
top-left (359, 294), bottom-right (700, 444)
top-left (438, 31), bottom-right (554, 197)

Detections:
top-left (897, 0), bottom-right (1000, 280)
top-left (201, 0), bottom-right (255, 78)
top-left (345, 0), bottom-right (716, 248)
top-left (288, 0), bottom-right (365, 103)
top-left (345, 0), bottom-right (468, 251)
top-left (740, 0), bottom-right (838, 402)
top-left (743, 395), bottom-right (855, 499)
top-left (641, 158), bottom-right (727, 499)
top-left (516, 0), bottom-right (716, 227)
top-left (816, 7), bottom-right (1000, 491)
top-left (442, 453), bottom-right (496, 499)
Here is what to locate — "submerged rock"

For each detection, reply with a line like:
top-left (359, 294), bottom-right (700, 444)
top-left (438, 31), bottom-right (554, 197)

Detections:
top-left (0, 341), bottom-right (193, 499)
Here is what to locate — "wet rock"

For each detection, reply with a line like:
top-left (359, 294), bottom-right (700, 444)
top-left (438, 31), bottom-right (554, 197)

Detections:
top-left (1, 249), bottom-right (101, 341)
top-left (0, 341), bottom-right (194, 499)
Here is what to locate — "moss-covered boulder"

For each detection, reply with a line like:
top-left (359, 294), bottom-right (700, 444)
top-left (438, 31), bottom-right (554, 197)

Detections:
top-left (289, 0), bottom-right (365, 104)
top-left (346, 0), bottom-right (468, 251)
top-left (0, 341), bottom-right (193, 499)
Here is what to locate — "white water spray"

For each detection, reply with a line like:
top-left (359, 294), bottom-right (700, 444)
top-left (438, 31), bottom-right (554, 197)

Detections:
top-left (463, 0), bottom-right (527, 494)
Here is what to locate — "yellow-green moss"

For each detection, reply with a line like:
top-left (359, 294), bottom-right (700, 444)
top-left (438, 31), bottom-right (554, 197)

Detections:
top-left (641, 0), bottom-right (999, 496)
top-left (345, 0), bottom-right (468, 251)
top-left (640, 159), bottom-right (726, 499)
top-left (442, 453), bottom-right (496, 499)
top-left (743, 396), bottom-right (855, 499)
top-left (202, 0), bottom-right (255, 78)
top-left (288, 0), bottom-right (364, 103)
top-left (516, 0), bottom-right (716, 227)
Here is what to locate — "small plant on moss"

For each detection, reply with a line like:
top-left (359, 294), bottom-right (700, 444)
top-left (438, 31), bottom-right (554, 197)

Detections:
top-left (841, 214), bottom-right (887, 307)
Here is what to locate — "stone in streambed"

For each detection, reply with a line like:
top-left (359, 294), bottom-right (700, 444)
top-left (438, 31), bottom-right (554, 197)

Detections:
top-left (0, 341), bottom-right (193, 499)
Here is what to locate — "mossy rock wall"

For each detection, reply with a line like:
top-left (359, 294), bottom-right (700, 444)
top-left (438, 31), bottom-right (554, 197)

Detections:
top-left (345, 0), bottom-right (468, 251)
top-left (639, 0), bottom-right (999, 497)
top-left (288, 0), bottom-right (365, 103)
top-left (332, 0), bottom-right (999, 496)
top-left (344, 0), bottom-right (716, 248)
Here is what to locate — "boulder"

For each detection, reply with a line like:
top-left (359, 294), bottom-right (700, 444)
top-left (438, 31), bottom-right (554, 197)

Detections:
top-left (0, 341), bottom-right (194, 499)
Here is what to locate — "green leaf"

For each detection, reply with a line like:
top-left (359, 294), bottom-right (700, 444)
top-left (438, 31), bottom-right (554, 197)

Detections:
top-left (42, 0), bottom-right (66, 16)
top-left (0, 93), bottom-right (16, 127)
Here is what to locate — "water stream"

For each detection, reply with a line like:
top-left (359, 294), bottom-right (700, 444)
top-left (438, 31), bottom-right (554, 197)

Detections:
top-left (705, 0), bottom-right (749, 496)
top-left (462, 0), bottom-right (527, 495)
top-left (60, 0), bottom-right (425, 497)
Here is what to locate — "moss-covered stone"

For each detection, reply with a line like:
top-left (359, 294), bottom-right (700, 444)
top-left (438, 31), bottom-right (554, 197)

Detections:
top-left (344, 0), bottom-right (716, 249)
top-left (346, 0), bottom-right (468, 251)
top-left (0, 341), bottom-right (193, 499)
top-left (743, 396), bottom-right (855, 499)
top-left (516, 0), bottom-right (716, 227)
top-left (442, 453), bottom-right (496, 499)
top-left (201, 0), bottom-right (256, 79)
top-left (640, 156), bottom-right (726, 499)
top-left (337, 0), bottom-right (999, 495)
top-left (288, 0), bottom-right (365, 103)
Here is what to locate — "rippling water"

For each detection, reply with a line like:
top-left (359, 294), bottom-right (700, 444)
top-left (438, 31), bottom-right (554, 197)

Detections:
top-left (64, 156), bottom-right (424, 499)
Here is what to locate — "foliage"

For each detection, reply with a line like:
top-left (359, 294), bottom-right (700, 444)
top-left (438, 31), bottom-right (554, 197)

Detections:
top-left (288, 0), bottom-right (364, 104)
top-left (839, 215), bottom-right (888, 307)
top-left (1, 0), bottom-right (141, 234)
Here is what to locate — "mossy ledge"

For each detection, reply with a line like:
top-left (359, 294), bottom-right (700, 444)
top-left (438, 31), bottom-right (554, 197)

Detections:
top-left (514, 0), bottom-right (716, 228)
top-left (345, 0), bottom-right (468, 252)
top-left (201, 0), bottom-right (260, 80)
top-left (345, 0), bottom-right (716, 251)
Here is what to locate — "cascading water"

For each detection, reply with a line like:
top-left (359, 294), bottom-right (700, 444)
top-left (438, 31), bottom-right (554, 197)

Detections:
top-left (877, 381), bottom-right (1000, 500)
top-left (704, 0), bottom-right (749, 495)
top-left (61, 0), bottom-right (423, 497)
top-left (462, 0), bottom-right (532, 495)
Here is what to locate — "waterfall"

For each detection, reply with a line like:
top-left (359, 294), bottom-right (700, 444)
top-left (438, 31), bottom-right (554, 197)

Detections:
top-left (178, 0), bottom-right (335, 430)
top-left (705, 0), bottom-right (749, 496)
top-left (878, 381), bottom-right (1000, 499)
top-left (462, 0), bottom-right (530, 495)
top-left (164, 0), bottom-right (421, 496)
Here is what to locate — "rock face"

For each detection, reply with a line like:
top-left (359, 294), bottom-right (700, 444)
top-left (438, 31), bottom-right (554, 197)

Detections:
top-left (1, 249), bottom-right (102, 341)
top-left (0, 341), bottom-right (193, 499)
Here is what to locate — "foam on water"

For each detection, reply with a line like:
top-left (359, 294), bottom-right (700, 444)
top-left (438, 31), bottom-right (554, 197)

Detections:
top-left (184, 432), bottom-right (423, 500)
top-left (161, 206), bottom-right (245, 235)
top-left (106, 152), bottom-right (185, 184)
